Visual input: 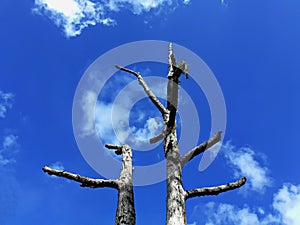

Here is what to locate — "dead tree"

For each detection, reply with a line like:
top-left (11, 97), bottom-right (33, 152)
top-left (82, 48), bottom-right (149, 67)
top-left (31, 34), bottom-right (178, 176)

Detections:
top-left (43, 144), bottom-right (135, 225)
top-left (116, 43), bottom-right (246, 225)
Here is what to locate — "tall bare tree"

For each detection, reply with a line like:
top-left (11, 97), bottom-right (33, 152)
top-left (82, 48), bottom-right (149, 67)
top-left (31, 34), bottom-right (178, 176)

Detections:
top-left (43, 144), bottom-right (135, 225)
top-left (116, 43), bottom-right (246, 225)
top-left (45, 43), bottom-right (246, 225)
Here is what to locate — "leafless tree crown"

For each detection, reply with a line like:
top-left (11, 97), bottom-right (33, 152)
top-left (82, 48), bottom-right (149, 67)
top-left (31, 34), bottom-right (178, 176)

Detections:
top-left (43, 43), bottom-right (246, 225)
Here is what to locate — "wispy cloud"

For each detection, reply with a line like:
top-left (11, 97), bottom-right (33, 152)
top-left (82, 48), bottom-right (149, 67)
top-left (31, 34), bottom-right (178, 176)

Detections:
top-left (0, 91), bottom-right (20, 222)
top-left (50, 161), bottom-right (65, 170)
top-left (33, 0), bottom-right (190, 37)
top-left (273, 183), bottom-right (300, 225)
top-left (202, 183), bottom-right (300, 225)
top-left (183, 0), bottom-right (190, 5)
top-left (0, 135), bottom-right (19, 167)
top-left (33, 0), bottom-right (115, 37)
top-left (204, 202), bottom-right (279, 225)
top-left (0, 90), bottom-right (14, 119)
top-left (80, 90), bottom-right (98, 137)
top-left (222, 141), bottom-right (272, 193)
top-left (94, 100), bottom-right (164, 148)
top-left (106, 0), bottom-right (173, 14)
top-left (80, 71), bottom-right (166, 149)
top-left (190, 142), bottom-right (300, 225)
top-left (44, 162), bottom-right (66, 181)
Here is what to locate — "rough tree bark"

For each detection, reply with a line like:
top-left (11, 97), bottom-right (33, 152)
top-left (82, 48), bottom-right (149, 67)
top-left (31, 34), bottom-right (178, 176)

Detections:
top-left (43, 144), bottom-right (135, 225)
top-left (116, 43), bottom-right (246, 225)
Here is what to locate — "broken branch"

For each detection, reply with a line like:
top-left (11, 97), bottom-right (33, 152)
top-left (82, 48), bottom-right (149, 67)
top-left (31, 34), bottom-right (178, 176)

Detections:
top-left (149, 132), bottom-right (165, 144)
top-left (180, 131), bottom-right (222, 167)
top-left (42, 166), bottom-right (118, 189)
top-left (185, 177), bottom-right (246, 200)
top-left (115, 65), bottom-right (168, 116)
top-left (105, 144), bottom-right (122, 155)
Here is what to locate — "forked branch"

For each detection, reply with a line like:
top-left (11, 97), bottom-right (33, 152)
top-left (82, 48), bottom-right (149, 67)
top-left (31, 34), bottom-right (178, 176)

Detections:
top-left (181, 131), bottom-right (222, 167)
top-left (42, 166), bottom-right (118, 189)
top-left (115, 65), bottom-right (168, 116)
top-left (185, 177), bottom-right (246, 200)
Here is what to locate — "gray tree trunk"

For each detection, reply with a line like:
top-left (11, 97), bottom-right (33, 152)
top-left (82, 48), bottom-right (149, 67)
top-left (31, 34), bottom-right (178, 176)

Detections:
top-left (165, 130), bottom-right (187, 225)
top-left (115, 144), bottom-right (135, 225)
top-left (43, 144), bottom-right (135, 225)
top-left (164, 44), bottom-right (187, 225)
top-left (116, 43), bottom-right (247, 225)
top-left (44, 43), bottom-right (246, 225)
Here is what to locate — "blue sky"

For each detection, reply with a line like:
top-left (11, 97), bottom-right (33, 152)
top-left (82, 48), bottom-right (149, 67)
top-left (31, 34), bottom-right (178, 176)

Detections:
top-left (1, 0), bottom-right (300, 224)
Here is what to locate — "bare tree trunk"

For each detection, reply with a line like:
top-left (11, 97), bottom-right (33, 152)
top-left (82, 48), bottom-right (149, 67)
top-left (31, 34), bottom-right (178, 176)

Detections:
top-left (164, 43), bottom-right (246, 225)
top-left (165, 130), bottom-right (187, 225)
top-left (116, 42), bottom-right (246, 225)
top-left (44, 43), bottom-right (247, 225)
top-left (43, 144), bottom-right (135, 225)
top-left (114, 144), bottom-right (135, 225)
top-left (164, 43), bottom-right (187, 225)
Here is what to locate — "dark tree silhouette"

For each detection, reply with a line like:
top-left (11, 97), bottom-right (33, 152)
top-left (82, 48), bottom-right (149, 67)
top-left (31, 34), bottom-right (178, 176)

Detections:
top-left (116, 43), bottom-right (246, 225)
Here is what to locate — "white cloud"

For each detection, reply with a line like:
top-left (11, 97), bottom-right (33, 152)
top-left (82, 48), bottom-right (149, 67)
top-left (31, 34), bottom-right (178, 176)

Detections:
top-left (0, 135), bottom-right (19, 166)
top-left (78, 74), bottom-right (166, 149)
top-left (33, 0), bottom-right (115, 37)
top-left (220, 0), bottom-right (228, 5)
top-left (204, 202), bottom-right (280, 225)
top-left (273, 184), bottom-right (300, 225)
top-left (222, 142), bottom-right (272, 193)
top-left (106, 0), bottom-right (173, 14)
top-left (131, 117), bottom-right (164, 143)
top-left (201, 183), bottom-right (300, 225)
top-left (80, 90), bottom-right (98, 137)
top-left (47, 162), bottom-right (68, 181)
top-left (95, 101), bottom-right (119, 145)
top-left (50, 161), bottom-right (65, 170)
top-left (183, 0), bottom-right (190, 5)
top-left (0, 91), bottom-right (14, 119)
top-left (33, 0), bottom-right (188, 37)
top-left (196, 142), bottom-right (300, 224)
top-left (3, 135), bottom-right (18, 149)
top-left (94, 100), bottom-right (163, 148)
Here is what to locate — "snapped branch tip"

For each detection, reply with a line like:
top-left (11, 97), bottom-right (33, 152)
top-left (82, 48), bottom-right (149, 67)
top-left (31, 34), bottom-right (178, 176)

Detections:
top-left (105, 144), bottom-right (122, 155)
top-left (115, 65), bottom-right (122, 70)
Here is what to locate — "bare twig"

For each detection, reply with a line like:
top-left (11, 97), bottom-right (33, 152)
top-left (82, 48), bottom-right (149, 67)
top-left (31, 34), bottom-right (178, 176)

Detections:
top-left (115, 65), bottom-right (168, 116)
top-left (180, 131), bottom-right (222, 167)
top-left (42, 166), bottom-right (118, 189)
top-left (185, 177), bottom-right (246, 200)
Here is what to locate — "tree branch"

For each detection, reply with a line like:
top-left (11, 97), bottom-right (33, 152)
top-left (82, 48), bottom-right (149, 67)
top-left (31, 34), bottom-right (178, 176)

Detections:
top-left (115, 65), bottom-right (168, 116)
top-left (42, 166), bottom-right (118, 189)
top-left (181, 131), bottom-right (222, 167)
top-left (105, 144), bottom-right (122, 150)
top-left (185, 177), bottom-right (246, 200)
top-left (149, 132), bottom-right (165, 144)
top-left (105, 143), bottom-right (122, 155)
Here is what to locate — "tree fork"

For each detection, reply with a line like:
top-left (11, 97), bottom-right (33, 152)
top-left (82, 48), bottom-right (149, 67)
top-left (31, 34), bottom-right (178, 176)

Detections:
top-left (115, 42), bottom-right (247, 225)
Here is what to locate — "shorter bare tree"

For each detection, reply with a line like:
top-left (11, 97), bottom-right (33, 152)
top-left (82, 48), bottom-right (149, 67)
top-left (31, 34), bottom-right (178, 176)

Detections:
top-left (43, 144), bottom-right (135, 225)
